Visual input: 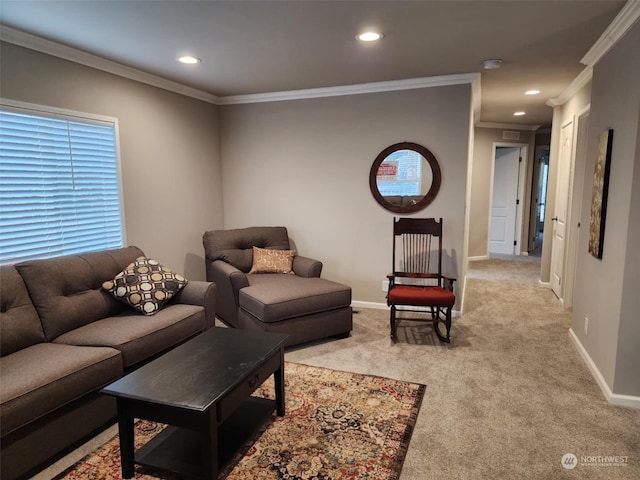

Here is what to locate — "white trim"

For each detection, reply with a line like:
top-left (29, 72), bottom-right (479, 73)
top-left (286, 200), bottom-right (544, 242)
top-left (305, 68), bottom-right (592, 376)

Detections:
top-left (217, 73), bottom-right (480, 105)
top-left (476, 122), bottom-right (541, 131)
top-left (351, 301), bottom-right (388, 311)
top-left (546, 67), bottom-right (593, 107)
top-left (1, 25), bottom-right (480, 106)
top-left (468, 255), bottom-right (490, 262)
top-left (581, 1), bottom-right (640, 67)
top-left (488, 142), bottom-right (529, 256)
top-left (471, 74), bottom-right (482, 123)
top-left (549, 2), bottom-right (640, 108)
top-left (351, 301), bottom-right (461, 318)
top-left (538, 280), bottom-right (551, 288)
top-left (1, 97), bottom-right (116, 124)
top-left (569, 328), bottom-right (640, 409)
top-left (0, 26), bottom-right (220, 104)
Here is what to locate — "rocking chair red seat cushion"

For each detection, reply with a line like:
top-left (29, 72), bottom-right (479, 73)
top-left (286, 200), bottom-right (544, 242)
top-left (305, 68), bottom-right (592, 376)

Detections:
top-left (387, 284), bottom-right (455, 307)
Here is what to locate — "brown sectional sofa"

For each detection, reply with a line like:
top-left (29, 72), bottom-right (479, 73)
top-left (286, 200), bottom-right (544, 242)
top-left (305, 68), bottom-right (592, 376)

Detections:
top-left (0, 246), bottom-right (216, 480)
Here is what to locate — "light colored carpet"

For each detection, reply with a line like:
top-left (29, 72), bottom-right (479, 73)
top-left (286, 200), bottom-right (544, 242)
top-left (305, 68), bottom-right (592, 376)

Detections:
top-left (287, 257), bottom-right (640, 480)
top-left (35, 257), bottom-right (639, 479)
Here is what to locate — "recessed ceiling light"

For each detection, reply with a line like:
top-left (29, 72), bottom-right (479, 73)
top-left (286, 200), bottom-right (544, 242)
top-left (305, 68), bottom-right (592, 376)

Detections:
top-left (178, 56), bottom-right (201, 64)
top-left (357, 31), bottom-right (383, 42)
top-left (525, 90), bottom-right (541, 95)
top-left (482, 59), bottom-right (502, 69)
top-left (513, 111), bottom-right (526, 116)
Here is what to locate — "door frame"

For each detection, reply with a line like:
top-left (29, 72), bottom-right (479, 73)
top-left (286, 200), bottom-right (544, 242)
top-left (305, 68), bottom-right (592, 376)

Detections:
top-left (487, 142), bottom-right (529, 256)
top-left (563, 105), bottom-right (590, 309)
top-left (528, 145), bottom-right (550, 253)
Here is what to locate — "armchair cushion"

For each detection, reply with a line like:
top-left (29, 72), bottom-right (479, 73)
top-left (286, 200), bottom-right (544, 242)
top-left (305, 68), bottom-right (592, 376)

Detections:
top-left (249, 246), bottom-right (296, 274)
top-left (203, 226), bottom-right (290, 272)
top-left (240, 275), bottom-right (351, 323)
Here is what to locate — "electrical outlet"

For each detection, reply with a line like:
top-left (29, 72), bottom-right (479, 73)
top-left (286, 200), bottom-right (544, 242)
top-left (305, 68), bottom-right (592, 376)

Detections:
top-left (382, 279), bottom-right (389, 292)
top-left (584, 317), bottom-right (589, 336)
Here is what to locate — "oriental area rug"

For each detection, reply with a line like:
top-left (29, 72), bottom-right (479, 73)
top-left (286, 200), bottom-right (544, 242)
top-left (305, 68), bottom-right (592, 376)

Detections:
top-left (57, 362), bottom-right (425, 480)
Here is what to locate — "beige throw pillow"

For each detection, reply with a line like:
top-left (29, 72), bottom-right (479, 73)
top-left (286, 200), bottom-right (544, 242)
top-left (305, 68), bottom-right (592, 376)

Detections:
top-left (102, 256), bottom-right (188, 315)
top-left (249, 246), bottom-right (296, 274)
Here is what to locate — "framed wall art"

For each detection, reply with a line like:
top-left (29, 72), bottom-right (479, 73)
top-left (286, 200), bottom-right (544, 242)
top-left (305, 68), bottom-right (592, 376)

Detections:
top-left (588, 128), bottom-right (613, 259)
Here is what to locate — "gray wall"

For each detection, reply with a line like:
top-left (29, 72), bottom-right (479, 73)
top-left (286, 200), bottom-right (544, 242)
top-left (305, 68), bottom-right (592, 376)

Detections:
top-left (0, 42), bottom-right (224, 280)
top-left (469, 127), bottom-right (535, 258)
top-left (220, 87), bottom-right (471, 305)
top-left (571, 21), bottom-right (640, 397)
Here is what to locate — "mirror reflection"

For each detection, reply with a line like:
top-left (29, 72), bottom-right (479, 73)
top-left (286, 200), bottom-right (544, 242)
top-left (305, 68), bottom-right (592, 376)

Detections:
top-left (369, 142), bottom-right (441, 213)
top-left (375, 150), bottom-right (433, 207)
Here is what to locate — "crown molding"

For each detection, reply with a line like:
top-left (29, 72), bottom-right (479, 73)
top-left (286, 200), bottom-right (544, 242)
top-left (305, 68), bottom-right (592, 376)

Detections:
top-left (546, 66), bottom-right (593, 107)
top-left (476, 122), bottom-right (541, 131)
top-left (216, 73), bottom-right (480, 105)
top-left (1, 25), bottom-right (479, 107)
top-left (581, 0), bottom-right (640, 66)
top-left (0, 25), bottom-right (220, 104)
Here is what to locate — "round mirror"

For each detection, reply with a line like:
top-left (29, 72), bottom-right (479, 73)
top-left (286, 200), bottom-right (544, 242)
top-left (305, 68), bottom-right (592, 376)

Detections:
top-left (369, 142), bottom-right (441, 213)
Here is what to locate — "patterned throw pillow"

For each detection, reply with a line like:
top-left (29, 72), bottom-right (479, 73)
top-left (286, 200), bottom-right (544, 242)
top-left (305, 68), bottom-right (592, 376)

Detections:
top-left (249, 246), bottom-right (296, 274)
top-left (102, 257), bottom-right (188, 315)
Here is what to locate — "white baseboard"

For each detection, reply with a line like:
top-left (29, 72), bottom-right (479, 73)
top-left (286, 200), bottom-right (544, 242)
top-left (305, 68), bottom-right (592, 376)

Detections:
top-left (351, 300), bottom-right (388, 311)
top-left (468, 255), bottom-right (489, 262)
top-left (568, 328), bottom-right (640, 409)
top-left (538, 280), bottom-right (551, 288)
top-left (351, 301), bottom-right (461, 318)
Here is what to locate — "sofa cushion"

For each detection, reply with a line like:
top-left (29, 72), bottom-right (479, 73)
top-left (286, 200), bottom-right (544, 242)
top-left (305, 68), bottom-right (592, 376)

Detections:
top-left (102, 257), bottom-right (188, 315)
top-left (249, 246), bottom-right (296, 274)
top-left (203, 226), bottom-right (290, 272)
top-left (15, 246), bottom-right (145, 340)
top-left (53, 304), bottom-right (206, 368)
top-left (0, 266), bottom-right (46, 356)
top-left (240, 274), bottom-right (352, 323)
top-left (0, 343), bottom-right (122, 436)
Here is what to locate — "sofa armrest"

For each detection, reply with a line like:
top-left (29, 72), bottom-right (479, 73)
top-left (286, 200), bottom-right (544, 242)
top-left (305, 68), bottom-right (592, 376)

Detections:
top-left (205, 260), bottom-right (249, 327)
top-left (172, 281), bottom-right (217, 329)
top-left (293, 255), bottom-right (322, 278)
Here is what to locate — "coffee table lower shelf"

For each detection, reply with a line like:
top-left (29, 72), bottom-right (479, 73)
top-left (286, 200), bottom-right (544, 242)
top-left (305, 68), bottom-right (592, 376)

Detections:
top-left (136, 397), bottom-right (275, 479)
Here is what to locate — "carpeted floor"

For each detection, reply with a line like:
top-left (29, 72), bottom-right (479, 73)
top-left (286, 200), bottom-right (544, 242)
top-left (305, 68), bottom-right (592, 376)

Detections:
top-left (286, 256), bottom-right (640, 480)
top-left (34, 256), bottom-right (639, 479)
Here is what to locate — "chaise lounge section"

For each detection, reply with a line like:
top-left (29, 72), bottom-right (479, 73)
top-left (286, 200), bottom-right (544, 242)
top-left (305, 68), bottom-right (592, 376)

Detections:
top-left (203, 226), bottom-right (352, 347)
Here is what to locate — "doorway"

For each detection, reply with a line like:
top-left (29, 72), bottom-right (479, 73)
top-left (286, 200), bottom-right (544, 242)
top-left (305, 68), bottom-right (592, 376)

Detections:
top-left (528, 146), bottom-right (550, 256)
top-left (550, 120), bottom-right (574, 300)
top-left (489, 144), bottom-right (528, 256)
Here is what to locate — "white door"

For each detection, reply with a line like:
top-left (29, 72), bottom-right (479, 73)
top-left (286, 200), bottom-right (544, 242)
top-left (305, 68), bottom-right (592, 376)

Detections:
top-left (490, 147), bottom-right (521, 255)
top-left (550, 121), bottom-right (574, 299)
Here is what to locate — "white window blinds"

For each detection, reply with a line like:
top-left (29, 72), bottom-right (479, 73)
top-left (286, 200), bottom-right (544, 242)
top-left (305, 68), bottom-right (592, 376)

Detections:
top-left (0, 104), bottom-right (124, 265)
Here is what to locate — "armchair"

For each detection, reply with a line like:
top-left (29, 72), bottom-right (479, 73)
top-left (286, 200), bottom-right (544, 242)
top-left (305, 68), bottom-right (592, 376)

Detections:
top-left (203, 226), bottom-right (352, 347)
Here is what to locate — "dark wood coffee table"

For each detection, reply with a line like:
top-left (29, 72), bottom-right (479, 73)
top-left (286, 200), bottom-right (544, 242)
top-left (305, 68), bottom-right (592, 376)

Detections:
top-left (101, 327), bottom-right (288, 479)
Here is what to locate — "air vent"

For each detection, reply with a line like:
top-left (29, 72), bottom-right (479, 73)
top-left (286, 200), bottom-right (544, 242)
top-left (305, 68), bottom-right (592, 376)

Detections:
top-left (503, 130), bottom-right (520, 140)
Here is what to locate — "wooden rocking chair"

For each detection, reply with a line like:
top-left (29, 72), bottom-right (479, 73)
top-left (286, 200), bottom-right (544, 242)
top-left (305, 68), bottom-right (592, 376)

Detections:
top-left (387, 217), bottom-right (456, 342)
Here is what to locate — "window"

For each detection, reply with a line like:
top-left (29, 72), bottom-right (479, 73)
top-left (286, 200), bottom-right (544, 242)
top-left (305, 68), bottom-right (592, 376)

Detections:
top-left (375, 149), bottom-right (423, 196)
top-left (0, 101), bottom-right (124, 265)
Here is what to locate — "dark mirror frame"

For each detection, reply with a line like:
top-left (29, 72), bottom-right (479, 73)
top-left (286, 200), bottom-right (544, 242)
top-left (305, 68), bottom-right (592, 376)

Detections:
top-left (369, 141), bottom-right (442, 214)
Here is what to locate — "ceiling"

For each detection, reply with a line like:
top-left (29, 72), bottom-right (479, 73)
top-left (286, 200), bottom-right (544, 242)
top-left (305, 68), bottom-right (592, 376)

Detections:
top-left (0, 1), bottom-right (627, 128)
